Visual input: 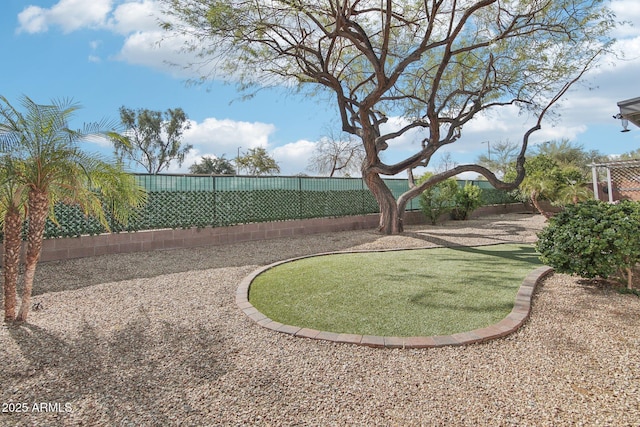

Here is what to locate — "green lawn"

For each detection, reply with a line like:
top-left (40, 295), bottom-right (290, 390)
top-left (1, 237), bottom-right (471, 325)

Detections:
top-left (249, 243), bottom-right (542, 336)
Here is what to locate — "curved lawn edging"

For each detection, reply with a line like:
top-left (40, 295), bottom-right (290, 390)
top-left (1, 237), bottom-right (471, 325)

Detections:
top-left (236, 250), bottom-right (554, 349)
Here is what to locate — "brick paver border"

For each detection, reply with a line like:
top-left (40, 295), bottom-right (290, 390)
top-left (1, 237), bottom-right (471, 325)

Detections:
top-left (236, 249), bottom-right (554, 348)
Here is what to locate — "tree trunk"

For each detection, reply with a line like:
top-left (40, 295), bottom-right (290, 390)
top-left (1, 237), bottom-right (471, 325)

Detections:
top-left (16, 190), bottom-right (48, 322)
top-left (625, 267), bottom-right (633, 290)
top-left (364, 171), bottom-right (403, 234)
top-left (3, 208), bottom-right (22, 322)
top-left (531, 190), bottom-right (553, 220)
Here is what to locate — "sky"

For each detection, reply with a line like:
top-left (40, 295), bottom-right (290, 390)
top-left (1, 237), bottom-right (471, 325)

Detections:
top-left (2, 0), bottom-right (640, 178)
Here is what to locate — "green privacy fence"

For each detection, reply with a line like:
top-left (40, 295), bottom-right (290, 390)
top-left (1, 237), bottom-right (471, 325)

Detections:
top-left (37, 175), bottom-right (516, 239)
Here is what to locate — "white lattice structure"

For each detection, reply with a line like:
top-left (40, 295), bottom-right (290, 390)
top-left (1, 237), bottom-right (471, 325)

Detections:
top-left (591, 159), bottom-right (640, 202)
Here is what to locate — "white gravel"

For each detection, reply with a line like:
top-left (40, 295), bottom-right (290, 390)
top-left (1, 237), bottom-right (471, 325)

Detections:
top-left (1, 213), bottom-right (639, 426)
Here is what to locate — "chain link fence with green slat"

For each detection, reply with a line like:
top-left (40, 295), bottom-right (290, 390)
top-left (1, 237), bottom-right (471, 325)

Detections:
top-left (3, 174), bottom-right (515, 240)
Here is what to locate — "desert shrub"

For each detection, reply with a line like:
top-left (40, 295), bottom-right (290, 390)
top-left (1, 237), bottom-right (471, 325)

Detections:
top-left (418, 174), bottom-right (458, 224)
top-left (535, 200), bottom-right (640, 288)
top-left (451, 183), bottom-right (483, 220)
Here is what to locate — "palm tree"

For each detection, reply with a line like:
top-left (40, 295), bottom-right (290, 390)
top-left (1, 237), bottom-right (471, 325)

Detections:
top-left (0, 157), bottom-right (28, 321)
top-left (556, 180), bottom-right (593, 205)
top-left (517, 155), bottom-right (562, 219)
top-left (0, 95), bottom-right (147, 322)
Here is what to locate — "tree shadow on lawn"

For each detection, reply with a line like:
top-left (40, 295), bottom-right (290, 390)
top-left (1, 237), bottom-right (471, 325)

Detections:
top-left (407, 288), bottom-right (515, 313)
top-left (401, 233), bottom-right (542, 265)
top-left (400, 249), bottom-right (538, 312)
top-left (2, 310), bottom-right (231, 425)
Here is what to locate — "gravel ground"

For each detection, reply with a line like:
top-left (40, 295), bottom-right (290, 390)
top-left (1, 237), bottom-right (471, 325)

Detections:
top-left (1, 213), bottom-right (639, 426)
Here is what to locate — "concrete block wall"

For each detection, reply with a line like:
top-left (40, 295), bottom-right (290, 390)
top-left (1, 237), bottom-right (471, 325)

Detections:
top-left (0, 204), bottom-right (529, 264)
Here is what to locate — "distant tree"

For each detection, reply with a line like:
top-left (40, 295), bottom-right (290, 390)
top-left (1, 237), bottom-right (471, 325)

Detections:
top-left (0, 95), bottom-right (146, 322)
top-left (534, 139), bottom-right (609, 177)
top-left (189, 155), bottom-right (235, 175)
top-left (163, 0), bottom-right (614, 234)
top-left (236, 147), bottom-right (280, 175)
top-left (619, 148), bottom-right (640, 160)
top-left (476, 140), bottom-right (520, 179)
top-left (111, 106), bottom-right (192, 174)
top-left (433, 153), bottom-right (459, 174)
top-left (308, 128), bottom-right (364, 177)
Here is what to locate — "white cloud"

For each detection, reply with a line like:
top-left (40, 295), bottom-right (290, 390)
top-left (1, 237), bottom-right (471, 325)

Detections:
top-left (115, 30), bottom-right (165, 65)
top-left (114, 29), bottom-right (200, 77)
top-left (17, 0), bottom-right (113, 34)
top-left (611, 0), bottom-right (640, 38)
top-left (108, 0), bottom-right (160, 35)
top-left (16, 6), bottom-right (48, 33)
top-left (272, 139), bottom-right (317, 175)
top-left (183, 117), bottom-right (276, 155)
top-left (165, 147), bottom-right (203, 174)
top-left (15, 0), bottom-right (194, 77)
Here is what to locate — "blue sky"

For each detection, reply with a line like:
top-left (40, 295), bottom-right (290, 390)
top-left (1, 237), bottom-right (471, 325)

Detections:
top-left (2, 0), bottom-right (640, 177)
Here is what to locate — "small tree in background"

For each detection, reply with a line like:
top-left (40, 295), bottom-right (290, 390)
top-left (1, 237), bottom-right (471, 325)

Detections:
top-left (536, 200), bottom-right (640, 289)
top-left (307, 128), bottom-right (365, 177)
top-left (189, 155), bottom-right (235, 175)
top-left (236, 147), bottom-right (280, 176)
top-left (476, 140), bottom-right (520, 179)
top-left (534, 139), bottom-right (608, 177)
top-left (417, 173), bottom-right (458, 225)
top-left (619, 148), bottom-right (640, 160)
top-left (451, 183), bottom-right (483, 220)
top-left (112, 106), bottom-right (193, 174)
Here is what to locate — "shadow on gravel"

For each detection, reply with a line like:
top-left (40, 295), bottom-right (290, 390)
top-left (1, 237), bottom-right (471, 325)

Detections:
top-left (2, 309), bottom-right (231, 425)
top-left (30, 231), bottom-right (381, 295)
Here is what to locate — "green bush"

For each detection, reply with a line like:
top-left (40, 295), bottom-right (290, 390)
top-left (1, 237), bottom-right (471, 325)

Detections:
top-left (418, 175), bottom-right (458, 225)
top-left (535, 200), bottom-right (640, 288)
top-left (451, 183), bottom-right (483, 220)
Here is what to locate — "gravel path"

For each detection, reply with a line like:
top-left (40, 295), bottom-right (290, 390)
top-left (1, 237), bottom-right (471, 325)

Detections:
top-left (1, 213), bottom-right (639, 426)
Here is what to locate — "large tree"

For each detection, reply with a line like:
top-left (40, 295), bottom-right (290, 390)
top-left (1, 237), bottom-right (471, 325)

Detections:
top-left (0, 95), bottom-right (147, 322)
top-left (161, 0), bottom-right (615, 233)
top-left (112, 106), bottom-right (193, 174)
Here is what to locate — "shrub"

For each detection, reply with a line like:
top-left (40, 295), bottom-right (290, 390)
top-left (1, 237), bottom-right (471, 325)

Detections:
top-left (535, 200), bottom-right (640, 289)
top-left (418, 175), bottom-right (458, 225)
top-left (451, 183), bottom-right (483, 220)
